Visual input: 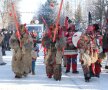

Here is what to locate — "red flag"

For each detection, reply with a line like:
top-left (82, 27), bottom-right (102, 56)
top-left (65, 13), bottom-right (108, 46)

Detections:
top-left (11, 3), bottom-right (21, 47)
top-left (15, 31), bottom-right (20, 40)
top-left (53, 0), bottom-right (64, 42)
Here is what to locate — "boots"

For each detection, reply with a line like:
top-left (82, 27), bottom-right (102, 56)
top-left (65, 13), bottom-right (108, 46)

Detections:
top-left (15, 75), bottom-right (22, 78)
top-left (72, 71), bottom-right (79, 74)
top-left (65, 70), bottom-right (70, 73)
top-left (0, 62), bottom-right (6, 65)
top-left (15, 73), bottom-right (22, 78)
top-left (105, 65), bottom-right (108, 69)
top-left (32, 71), bottom-right (35, 75)
top-left (84, 73), bottom-right (91, 82)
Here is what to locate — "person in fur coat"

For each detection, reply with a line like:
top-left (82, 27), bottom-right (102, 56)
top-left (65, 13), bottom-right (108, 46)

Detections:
top-left (79, 24), bottom-right (100, 82)
top-left (42, 24), bottom-right (66, 81)
top-left (10, 24), bottom-right (33, 78)
top-left (79, 33), bottom-right (98, 82)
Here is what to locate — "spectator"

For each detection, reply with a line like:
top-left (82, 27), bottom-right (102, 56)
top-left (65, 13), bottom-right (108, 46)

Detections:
top-left (0, 32), bottom-right (6, 65)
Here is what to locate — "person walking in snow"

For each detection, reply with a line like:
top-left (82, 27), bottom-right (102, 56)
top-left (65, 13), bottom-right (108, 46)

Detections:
top-left (79, 24), bottom-right (101, 82)
top-left (42, 24), bottom-right (65, 81)
top-left (10, 24), bottom-right (33, 78)
top-left (31, 48), bottom-right (37, 75)
top-left (64, 24), bottom-right (79, 74)
top-left (0, 32), bottom-right (6, 65)
top-left (102, 20), bottom-right (108, 71)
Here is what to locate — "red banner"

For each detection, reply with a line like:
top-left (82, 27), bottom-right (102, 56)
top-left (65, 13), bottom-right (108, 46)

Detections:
top-left (53, 0), bottom-right (64, 42)
top-left (11, 3), bottom-right (21, 47)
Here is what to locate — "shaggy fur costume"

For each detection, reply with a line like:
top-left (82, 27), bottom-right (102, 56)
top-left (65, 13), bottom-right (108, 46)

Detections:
top-left (42, 28), bottom-right (66, 80)
top-left (10, 25), bottom-right (33, 78)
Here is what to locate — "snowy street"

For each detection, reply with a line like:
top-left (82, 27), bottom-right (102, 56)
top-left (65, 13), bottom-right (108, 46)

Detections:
top-left (1, 0), bottom-right (108, 90)
top-left (0, 47), bottom-right (108, 90)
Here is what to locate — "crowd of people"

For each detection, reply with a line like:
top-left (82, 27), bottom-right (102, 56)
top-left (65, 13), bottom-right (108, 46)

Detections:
top-left (42, 17), bottom-right (108, 82)
top-left (0, 17), bottom-right (108, 82)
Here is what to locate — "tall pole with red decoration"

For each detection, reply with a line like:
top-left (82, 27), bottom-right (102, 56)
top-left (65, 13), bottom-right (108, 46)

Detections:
top-left (53, 0), bottom-right (64, 42)
top-left (11, 2), bottom-right (21, 47)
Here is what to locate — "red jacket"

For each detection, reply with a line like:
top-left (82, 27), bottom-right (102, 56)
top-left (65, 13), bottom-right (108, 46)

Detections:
top-left (64, 31), bottom-right (78, 58)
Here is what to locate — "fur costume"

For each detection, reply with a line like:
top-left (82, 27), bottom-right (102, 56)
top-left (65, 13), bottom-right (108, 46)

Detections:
top-left (46, 65), bottom-right (53, 78)
top-left (79, 24), bottom-right (103, 81)
top-left (79, 31), bottom-right (100, 82)
top-left (42, 25), bottom-right (65, 80)
top-left (10, 24), bottom-right (33, 78)
top-left (54, 38), bottom-right (65, 80)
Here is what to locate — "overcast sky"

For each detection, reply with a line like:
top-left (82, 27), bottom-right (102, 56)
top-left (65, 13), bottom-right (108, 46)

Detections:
top-left (18, 0), bottom-right (46, 24)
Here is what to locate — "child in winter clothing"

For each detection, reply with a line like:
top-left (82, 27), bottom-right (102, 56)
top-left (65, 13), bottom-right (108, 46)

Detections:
top-left (31, 49), bottom-right (37, 75)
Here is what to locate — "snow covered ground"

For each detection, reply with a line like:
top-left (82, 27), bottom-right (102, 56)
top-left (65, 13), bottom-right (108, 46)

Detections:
top-left (0, 46), bottom-right (108, 90)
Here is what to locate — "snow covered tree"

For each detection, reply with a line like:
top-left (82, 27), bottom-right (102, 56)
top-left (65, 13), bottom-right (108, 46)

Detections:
top-left (60, 1), bottom-right (73, 26)
top-left (92, 0), bottom-right (105, 25)
top-left (91, 0), bottom-right (108, 26)
top-left (7, 0), bottom-right (21, 31)
top-left (0, 0), bottom-right (9, 29)
top-left (37, 0), bottom-right (58, 27)
top-left (64, 1), bottom-right (73, 19)
top-left (0, 0), bottom-right (20, 30)
top-left (75, 4), bottom-right (82, 23)
top-left (75, 4), bottom-right (82, 30)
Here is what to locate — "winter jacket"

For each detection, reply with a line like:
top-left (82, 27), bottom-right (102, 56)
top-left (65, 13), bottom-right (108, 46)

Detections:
top-left (31, 50), bottom-right (37, 60)
top-left (64, 31), bottom-right (78, 58)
